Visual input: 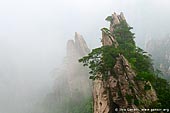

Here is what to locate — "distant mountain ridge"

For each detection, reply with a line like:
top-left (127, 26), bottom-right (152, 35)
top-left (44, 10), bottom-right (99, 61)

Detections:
top-left (42, 32), bottom-right (92, 113)
top-left (146, 36), bottom-right (170, 79)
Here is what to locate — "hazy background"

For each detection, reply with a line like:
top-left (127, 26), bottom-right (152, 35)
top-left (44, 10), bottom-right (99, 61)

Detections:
top-left (0, 0), bottom-right (170, 112)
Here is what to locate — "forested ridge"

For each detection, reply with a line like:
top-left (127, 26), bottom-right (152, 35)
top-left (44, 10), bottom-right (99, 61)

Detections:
top-left (79, 14), bottom-right (170, 112)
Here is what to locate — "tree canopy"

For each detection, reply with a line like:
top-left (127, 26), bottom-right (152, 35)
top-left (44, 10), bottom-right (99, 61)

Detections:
top-left (79, 19), bottom-right (170, 109)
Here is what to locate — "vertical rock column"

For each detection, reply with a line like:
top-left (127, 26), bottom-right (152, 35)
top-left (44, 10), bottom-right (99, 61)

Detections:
top-left (93, 12), bottom-right (125, 113)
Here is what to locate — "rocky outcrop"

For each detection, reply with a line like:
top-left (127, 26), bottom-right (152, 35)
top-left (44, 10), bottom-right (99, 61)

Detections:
top-left (56, 32), bottom-right (91, 97)
top-left (67, 32), bottom-right (90, 58)
top-left (44, 33), bottom-right (91, 113)
top-left (93, 12), bottom-right (157, 113)
top-left (110, 12), bottom-right (126, 33)
top-left (101, 30), bottom-right (118, 47)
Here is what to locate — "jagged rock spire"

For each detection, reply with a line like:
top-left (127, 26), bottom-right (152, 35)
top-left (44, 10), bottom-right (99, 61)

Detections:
top-left (53, 33), bottom-right (91, 112)
top-left (110, 12), bottom-right (126, 33)
top-left (93, 12), bottom-right (157, 113)
top-left (67, 32), bottom-right (90, 58)
top-left (101, 12), bottom-right (126, 47)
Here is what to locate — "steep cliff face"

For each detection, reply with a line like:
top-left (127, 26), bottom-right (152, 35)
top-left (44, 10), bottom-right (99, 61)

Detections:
top-left (67, 32), bottom-right (90, 58)
top-left (43, 32), bottom-right (91, 113)
top-left (55, 32), bottom-right (91, 99)
top-left (92, 12), bottom-right (157, 113)
top-left (146, 36), bottom-right (170, 79)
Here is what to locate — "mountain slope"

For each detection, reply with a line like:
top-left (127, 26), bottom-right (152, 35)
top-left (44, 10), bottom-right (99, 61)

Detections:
top-left (41, 32), bottom-right (92, 113)
top-left (80, 12), bottom-right (170, 112)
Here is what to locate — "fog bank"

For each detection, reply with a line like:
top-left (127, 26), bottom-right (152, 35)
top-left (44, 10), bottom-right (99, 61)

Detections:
top-left (0, 0), bottom-right (170, 112)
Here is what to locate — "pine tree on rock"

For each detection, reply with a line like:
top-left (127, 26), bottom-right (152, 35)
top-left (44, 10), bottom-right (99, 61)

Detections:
top-left (79, 12), bottom-right (158, 113)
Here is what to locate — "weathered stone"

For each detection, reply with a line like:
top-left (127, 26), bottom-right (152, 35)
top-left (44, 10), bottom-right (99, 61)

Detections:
top-left (67, 40), bottom-right (77, 58)
top-left (54, 33), bottom-right (91, 112)
top-left (119, 12), bottom-right (126, 21)
top-left (110, 12), bottom-right (126, 33)
top-left (67, 32), bottom-right (90, 59)
top-left (75, 32), bottom-right (90, 56)
top-left (93, 75), bottom-right (110, 113)
top-left (93, 12), bottom-right (157, 113)
top-left (101, 31), bottom-right (113, 46)
top-left (112, 12), bottom-right (120, 26)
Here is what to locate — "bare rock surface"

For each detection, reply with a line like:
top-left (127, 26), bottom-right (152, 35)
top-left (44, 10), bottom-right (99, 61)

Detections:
top-left (93, 12), bottom-right (157, 113)
top-left (47, 32), bottom-right (92, 113)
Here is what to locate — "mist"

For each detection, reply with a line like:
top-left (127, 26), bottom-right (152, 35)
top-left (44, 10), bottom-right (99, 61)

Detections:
top-left (0, 0), bottom-right (170, 113)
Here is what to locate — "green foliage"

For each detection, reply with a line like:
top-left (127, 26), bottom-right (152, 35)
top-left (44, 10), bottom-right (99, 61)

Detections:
top-left (113, 21), bottom-right (135, 40)
top-left (136, 72), bottom-right (154, 82)
top-left (79, 45), bottom-right (121, 79)
top-left (134, 99), bottom-right (140, 106)
top-left (105, 16), bottom-right (113, 22)
top-left (125, 94), bottom-right (133, 103)
top-left (152, 76), bottom-right (170, 108)
top-left (144, 84), bottom-right (151, 91)
top-left (118, 90), bottom-right (122, 97)
top-left (101, 27), bottom-right (111, 35)
top-left (79, 20), bottom-right (136, 79)
top-left (79, 18), bottom-right (170, 109)
top-left (79, 20), bottom-right (154, 81)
